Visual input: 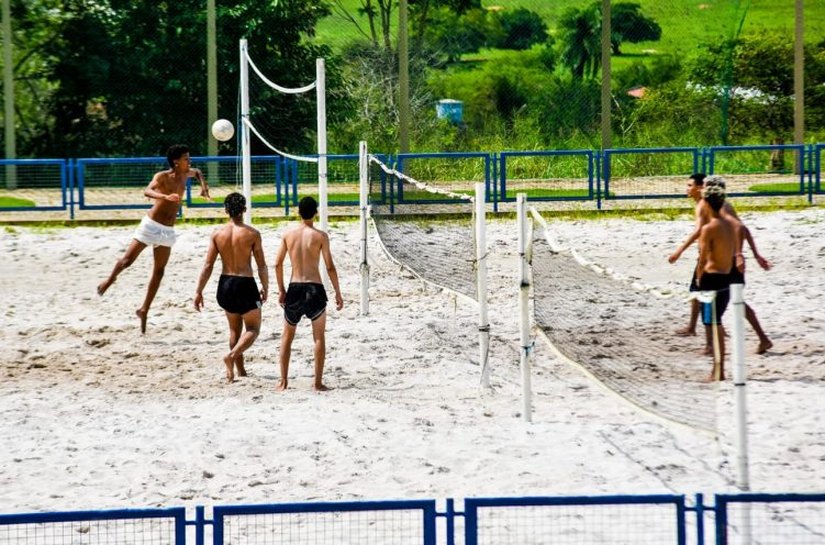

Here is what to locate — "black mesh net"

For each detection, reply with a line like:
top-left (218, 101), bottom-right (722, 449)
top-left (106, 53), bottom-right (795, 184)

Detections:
top-left (531, 216), bottom-right (718, 433)
top-left (368, 155), bottom-right (478, 301)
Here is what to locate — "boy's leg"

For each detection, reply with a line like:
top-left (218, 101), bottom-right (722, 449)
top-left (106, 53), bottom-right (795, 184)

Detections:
top-left (310, 312), bottom-right (329, 391)
top-left (711, 324), bottom-right (726, 381)
top-left (676, 299), bottom-right (699, 336)
top-left (744, 303), bottom-right (772, 354)
top-left (136, 245), bottom-right (171, 334)
top-left (97, 239), bottom-right (147, 295)
top-left (277, 320), bottom-right (297, 391)
top-left (222, 311), bottom-right (243, 383)
top-left (225, 308), bottom-right (261, 378)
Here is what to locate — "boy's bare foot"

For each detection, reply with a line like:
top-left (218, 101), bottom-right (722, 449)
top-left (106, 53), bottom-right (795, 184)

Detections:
top-left (276, 380), bottom-right (288, 391)
top-left (223, 354), bottom-right (235, 384)
top-left (675, 327), bottom-right (696, 336)
top-left (135, 309), bottom-right (148, 334)
top-left (757, 339), bottom-right (773, 355)
top-left (313, 383), bottom-right (331, 392)
top-left (235, 356), bottom-right (247, 377)
top-left (97, 280), bottom-right (112, 296)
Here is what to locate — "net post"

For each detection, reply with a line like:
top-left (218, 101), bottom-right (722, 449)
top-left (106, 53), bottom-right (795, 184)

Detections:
top-left (517, 193), bottom-right (532, 422)
top-left (239, 39), bottom-right (252, 224)
top-left (316, 57), bottom-right (328, 233)
top-left (359, 141), bottom-right (370, 316)
top-left (476, 182), bottom-right (491, 388)
top-left (731, 282), bottom-right (752, 541)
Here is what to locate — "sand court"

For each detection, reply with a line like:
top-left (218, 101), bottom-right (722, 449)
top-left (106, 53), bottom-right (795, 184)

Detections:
top-left (0, 208), bottom-right (824, 513)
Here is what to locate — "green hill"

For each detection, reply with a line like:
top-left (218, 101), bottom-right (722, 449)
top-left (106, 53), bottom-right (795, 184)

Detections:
top-left (316, 1), bottom-right (825, 62)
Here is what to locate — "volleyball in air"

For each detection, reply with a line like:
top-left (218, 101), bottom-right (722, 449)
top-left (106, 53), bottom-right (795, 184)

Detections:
top-left (211, 119), bottom-right (234, 142)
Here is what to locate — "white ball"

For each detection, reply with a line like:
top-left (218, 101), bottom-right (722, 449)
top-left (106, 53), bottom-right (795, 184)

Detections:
top-left (211, 119), bottom-right (234, 142)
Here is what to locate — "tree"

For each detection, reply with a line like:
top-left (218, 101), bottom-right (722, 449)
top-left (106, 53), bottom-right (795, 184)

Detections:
top-left (422, 7), bottom-right (489, 64)
top-left (491, 8), bottom-right (548, 51)
top-left (32, 0), bottom-right (335, 157)
top-left (608, 3), bottom-right (661, 56)
top-left (3, 0), bottom-right (69, 156)
top-left (558, 5), bottom-right (602, 80)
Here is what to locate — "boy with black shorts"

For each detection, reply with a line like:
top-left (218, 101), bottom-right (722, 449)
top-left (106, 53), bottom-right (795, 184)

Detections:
top-left (274, 196), bottom-right (344, 391)
top-left (696, 183), bottom-right (737, 381)
top-left (194, 193), bottom-right (268, 383)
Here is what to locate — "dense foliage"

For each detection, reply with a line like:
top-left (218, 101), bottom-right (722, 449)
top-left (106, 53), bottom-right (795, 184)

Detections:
top-left (2, 1), bottom-right (824, 158)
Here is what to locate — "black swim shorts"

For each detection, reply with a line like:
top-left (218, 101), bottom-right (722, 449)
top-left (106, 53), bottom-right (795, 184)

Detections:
top-left (689, 265), bottom-right (699, 292)
top-left (284, 282), bottom-right (328, 325)
top-left (729, 262), bottom-right (745, 285)
top-left (698, 272), bottom-right (731, 326)
top-left (216, 274), bottom-right (262, 315)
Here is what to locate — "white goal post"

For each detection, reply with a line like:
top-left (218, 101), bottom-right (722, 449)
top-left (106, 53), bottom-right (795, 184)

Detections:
top-left (238, 39), bottom-right (327, 228)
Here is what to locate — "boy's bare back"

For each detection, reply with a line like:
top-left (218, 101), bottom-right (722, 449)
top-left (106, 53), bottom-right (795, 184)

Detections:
top-left (699, 217), bottom-right (737, 274)
top-left (213, 223), bottom-right (264, 276)
top-left (282, 224), bottom-right (329, 283)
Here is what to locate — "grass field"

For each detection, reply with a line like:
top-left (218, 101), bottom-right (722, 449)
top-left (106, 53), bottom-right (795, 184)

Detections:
top-left (316, 0), bottom-right (825, 68)
top-left (0, 196), bottom-right (36, 208)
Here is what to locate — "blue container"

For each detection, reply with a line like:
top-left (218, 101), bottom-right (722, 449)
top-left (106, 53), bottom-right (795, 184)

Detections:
top-left (436, 99), bottom-right (464, 124)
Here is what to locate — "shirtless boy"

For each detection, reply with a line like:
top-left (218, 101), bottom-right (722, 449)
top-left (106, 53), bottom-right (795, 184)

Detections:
top-left (669, 174), bottom-right (772, 354)
top-left (274, 196), bottom-right (344, 391)
top-left (696, 183), bottom-right (737, 381)
top-left (97, 144), bottom-right (210, 333)
top-left (194, 193), bottom-right (268, 383)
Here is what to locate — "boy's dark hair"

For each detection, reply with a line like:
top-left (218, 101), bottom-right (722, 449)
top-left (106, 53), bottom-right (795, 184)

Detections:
top-left (224, 192), bottom-right (246, 218)
top-left (689, 173), bottom-right (706, 186)
top-left (298, 196), bottom-right (318, 220)
top-left (167, 144), bottom-right (190, 168)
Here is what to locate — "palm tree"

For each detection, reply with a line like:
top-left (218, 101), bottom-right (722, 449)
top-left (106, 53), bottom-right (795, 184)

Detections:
top-left (558, 5), bottom-right (602, 80)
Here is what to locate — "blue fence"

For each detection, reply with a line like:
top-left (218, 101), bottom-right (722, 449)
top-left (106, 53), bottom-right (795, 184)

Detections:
top-left (1, 493), bottom-right (823, 544)
top-left (0, 506), bottom-right (187, 544)
top-left (0, 143), bottom-right (822, 219)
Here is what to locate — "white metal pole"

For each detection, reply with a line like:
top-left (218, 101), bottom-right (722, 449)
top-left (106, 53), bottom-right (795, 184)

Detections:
top-left (316, 58), bottom-right (328, 233)
top-left (206, 0), bottom-right (218, 161)
top-left (517, 194), bottom-right (532, 422)
top-left (731, 282), bottom-right (751, 543)
top-left (2, 0), bottom-right (17, 189)
top-left (239, 39), bottom-right (252, 224)
top-left (731, 283), bottom-right (749, 489)
top-left (476, 182), bottom-right (491, 388)
top-left (359, 141), bottom-right (370, 316)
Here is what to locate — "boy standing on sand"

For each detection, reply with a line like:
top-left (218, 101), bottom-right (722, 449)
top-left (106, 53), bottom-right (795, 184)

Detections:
top-left (97, 145), bottom-right (210, 333)
top-left (696, 183), bottom-right (738, 381)
top-left (669, 174), bottom-right (772, 354)
top-left (274, 196), bottom-right (344, 391)
top-left (194, 193), bottom-right (268, 383)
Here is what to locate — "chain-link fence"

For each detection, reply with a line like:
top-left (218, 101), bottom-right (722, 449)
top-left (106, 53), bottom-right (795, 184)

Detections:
top-left (0, 1), bottom-right (823, 161)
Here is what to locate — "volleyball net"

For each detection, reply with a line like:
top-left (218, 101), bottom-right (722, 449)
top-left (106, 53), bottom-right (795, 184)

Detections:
top-left (362, 148), bottom-right (491, 385)
top-left (238, 39), bottom-right (326, 225)
top-left (529, 209), bottom-right (718, 434)
top-left (366, 153), bottom-right (479, 302)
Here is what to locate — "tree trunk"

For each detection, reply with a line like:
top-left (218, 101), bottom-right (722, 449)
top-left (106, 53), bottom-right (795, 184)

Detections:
top-left (769, 137), bottom-right (785, 172)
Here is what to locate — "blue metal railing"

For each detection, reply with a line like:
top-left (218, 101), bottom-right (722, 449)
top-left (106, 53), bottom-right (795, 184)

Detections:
top-left (499, 149), bottom-right (596, 204)
top-left (212, 499), bottom-right (437, 545)
top-left (0, 158), bottom-right (69, 214)
top-left (464, 494), bottom-right (688, 545)
top-left (1, 493), bottom-right (824, 544)
top-left (1, 144), bottom-right (822, 220)
top-left (0, 506), bottom-right (187, 544)
top-left (707, 144), bottom-right (807, 197)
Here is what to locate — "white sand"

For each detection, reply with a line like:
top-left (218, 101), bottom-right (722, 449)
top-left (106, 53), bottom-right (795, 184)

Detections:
top-left (0, 208), bottom-right (824, 514)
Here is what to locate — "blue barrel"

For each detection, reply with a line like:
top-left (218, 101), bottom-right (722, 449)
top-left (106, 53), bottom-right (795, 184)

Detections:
top-left (436, 99), bottom-right (464, 124)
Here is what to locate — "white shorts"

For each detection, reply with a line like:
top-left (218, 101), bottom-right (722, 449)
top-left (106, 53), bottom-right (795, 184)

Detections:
top-left (133, 216), bottom-right (177, 247)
